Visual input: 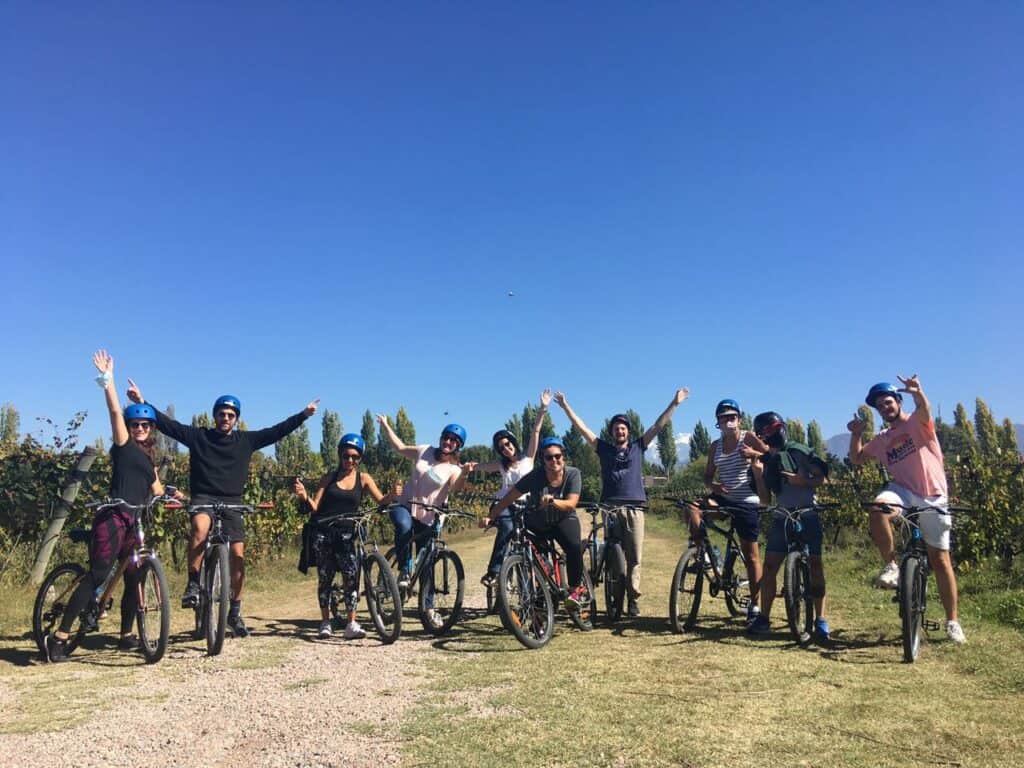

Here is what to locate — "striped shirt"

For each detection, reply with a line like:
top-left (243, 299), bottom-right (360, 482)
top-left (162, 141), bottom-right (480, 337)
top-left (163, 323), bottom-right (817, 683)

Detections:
top-left (714, 432), bottom-right (758, 503)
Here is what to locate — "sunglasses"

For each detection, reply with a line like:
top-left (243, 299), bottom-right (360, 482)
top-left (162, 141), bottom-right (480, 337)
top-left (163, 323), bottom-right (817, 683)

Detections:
top-left (543, 453), bottom-right (564, 462)
top-left (129, 421), bottom-right (152, 430)
top-left (341, 452), bottom-right (362, 463)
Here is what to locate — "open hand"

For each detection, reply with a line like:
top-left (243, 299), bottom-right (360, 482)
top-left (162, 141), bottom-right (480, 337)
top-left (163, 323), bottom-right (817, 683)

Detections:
top-left (92, 349), bottom-right (113, 374)
top-left (540, 389), bottom-right (552, 408)
top-left (674, 387), bottom-right (690, 406)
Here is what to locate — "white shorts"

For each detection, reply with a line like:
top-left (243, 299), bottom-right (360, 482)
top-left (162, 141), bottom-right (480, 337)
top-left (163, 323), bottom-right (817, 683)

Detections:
top-left (873, 483), bottom-right (951, 551)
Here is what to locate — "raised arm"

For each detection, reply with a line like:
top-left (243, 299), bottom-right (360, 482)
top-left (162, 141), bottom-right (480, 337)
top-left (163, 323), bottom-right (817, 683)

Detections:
top-left (126, 377), bottom-right (197, 447)
top-left (93, 349), bottom-right (128, 447)
top-left (847, 415), bottom-right (869, 466)
top-left (553, 392), bottom-right (596, 446)
top-left (294, 473), bottom-right (331, 514)
top-left (249, 399), bottom-right (319, 450)
top-left (898, 374), bottom-right (932, 426)
top-left (525, 389), bottom-right (552, 460)
top-left (376, 413), bottom-right (420, 461)
top-left (642, 387), bottom-right (690, 449)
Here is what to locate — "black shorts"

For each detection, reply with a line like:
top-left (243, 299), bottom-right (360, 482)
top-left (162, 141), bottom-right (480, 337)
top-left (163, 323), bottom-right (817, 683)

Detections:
top-left (190, 495), bottom-right (246, 543)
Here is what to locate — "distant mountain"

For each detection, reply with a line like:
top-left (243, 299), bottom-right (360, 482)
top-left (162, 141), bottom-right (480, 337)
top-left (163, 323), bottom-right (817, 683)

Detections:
top-left (825, 424), bottom-right (1024, 459)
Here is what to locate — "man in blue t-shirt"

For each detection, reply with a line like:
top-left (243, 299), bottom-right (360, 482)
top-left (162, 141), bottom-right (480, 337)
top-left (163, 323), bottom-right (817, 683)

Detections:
top-left (554, 388), bottom-right (689, 616)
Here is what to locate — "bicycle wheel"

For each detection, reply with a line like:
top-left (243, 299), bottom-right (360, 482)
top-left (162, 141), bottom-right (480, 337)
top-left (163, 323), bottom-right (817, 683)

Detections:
top-left (170, 535), bottom-right (188, 572)
top-left (384, 546), bottom-right (412, 604)
top-left (722, 545), bottom-right (747, 617)
top-left (900, 556), bottom-right (926, 663)
top-left (669, 547), bottom-right (704, 633)
top-left (783, 552), bottom-right (813, 644)
top-left (33, 563), bottom-right (88, 657)
top-left (603, 542), bottom-right (627, 625)
top-left (364, 551), bottom-right (402, 644)
top-left (136, 557), bottom-right (170, 663)
top-left (498, 553), bottom-right (554, 649)
top-left (418, 550), bottom-right (465, 636)
top-left (205, 545), bottom-right (230, 656)
top-left (568, 566), bottom-right (595, 632)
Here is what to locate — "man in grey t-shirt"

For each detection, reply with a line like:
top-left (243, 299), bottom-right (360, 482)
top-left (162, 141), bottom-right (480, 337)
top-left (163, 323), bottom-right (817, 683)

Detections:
top-left (554, 388), bottom-right (689, 616)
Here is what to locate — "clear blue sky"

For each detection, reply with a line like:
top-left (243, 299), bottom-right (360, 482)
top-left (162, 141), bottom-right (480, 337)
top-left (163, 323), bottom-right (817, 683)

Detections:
top-left (2, 3), bottom-right (1021, 456)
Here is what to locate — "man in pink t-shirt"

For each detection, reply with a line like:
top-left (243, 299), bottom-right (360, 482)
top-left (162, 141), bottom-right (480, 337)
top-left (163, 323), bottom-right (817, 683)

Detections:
top-left (848, 375), bottom-right (965, 645)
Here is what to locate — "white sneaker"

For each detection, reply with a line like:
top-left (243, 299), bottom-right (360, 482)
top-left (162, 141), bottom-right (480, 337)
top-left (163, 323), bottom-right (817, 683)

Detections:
top-left (425, 609), bottom-right (442, 628)
top-left (946, 620), bottom-right (966, 645)
top-left (343, 620), bottom-right (366, 640)
top-left (317, 620), bottom-right (333, 639)
top-left (876, 562), bottom-right (899, 590)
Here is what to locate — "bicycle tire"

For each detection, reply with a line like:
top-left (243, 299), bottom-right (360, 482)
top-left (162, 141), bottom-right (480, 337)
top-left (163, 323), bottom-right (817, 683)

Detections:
top-left (669, 547), bottom-right (704, 633)
top-left (136, 557), bottom-right (170, 663)
top-left (603, 542), bottom-right (627, 625)
top-left (364, 551), bottom-right (402, 644)
top-left (783, 552), bottom-right (813, 644)
top-left (900, 556), bottom-right (925, 663)
top-left (418, 549), bottom-right (465, 636)
top-left (722, 544), bottom-right (747, 617)
top-left (33, 563), bottom-right (88, 657)
top-left (568, 566), bottom-right (595, 631)
top-left (498, 553), bottom-right (554, 649)
top-left (205, 544), bottom-right (230, 656)
top-left (383, 546), bottom-right (413, 604)
top-left (170, 535), bottom-right (188, 572)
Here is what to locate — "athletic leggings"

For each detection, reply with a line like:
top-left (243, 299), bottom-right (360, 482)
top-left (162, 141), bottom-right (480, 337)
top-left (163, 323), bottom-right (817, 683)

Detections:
top-left (60, 505), bottom-right (138, 635)
top-left (314, 528), bottom-right (359, 612)
top-left (525, 509), bottom-right (583, 590)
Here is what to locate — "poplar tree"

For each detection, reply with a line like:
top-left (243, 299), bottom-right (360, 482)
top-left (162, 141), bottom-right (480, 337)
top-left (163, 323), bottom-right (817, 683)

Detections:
top-left (394, 407), bottom-right (416, 445)
top-left (953, 402), bottom-right (978, 455)
top-left (999, 418), bottom-right (1019, 454)
top-left (974, 398), bottom-right (1000, 457)
top-left (656, 420), bottom-right (678, 475)
top-left (319, 410), bottom-right (342, 468)
top-left (807, 420), bottom-right (825, 458)
top-left (360, 410), bottom-right (377, 466)
top-left (0, 403), bottom-right (20, 453)
top-left (690, 420), bottom-right (711, 461)
top-left (786, 418), bottom-right (806, 445)
top-left (856, 406), bottom-right (875, 443)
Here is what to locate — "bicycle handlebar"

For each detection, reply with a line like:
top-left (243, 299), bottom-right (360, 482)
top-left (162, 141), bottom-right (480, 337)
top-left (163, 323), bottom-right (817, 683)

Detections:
top-left (862, 501), bottom-right (971, 516)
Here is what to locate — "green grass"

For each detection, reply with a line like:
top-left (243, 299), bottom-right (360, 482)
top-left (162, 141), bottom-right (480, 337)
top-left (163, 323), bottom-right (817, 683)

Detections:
top-left (401, 513), bottom-right (1024, 768)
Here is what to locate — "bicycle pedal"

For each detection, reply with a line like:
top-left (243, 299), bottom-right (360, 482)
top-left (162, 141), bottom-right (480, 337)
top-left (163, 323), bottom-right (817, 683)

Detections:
top-left (924, 620), bottom-right (940, 632)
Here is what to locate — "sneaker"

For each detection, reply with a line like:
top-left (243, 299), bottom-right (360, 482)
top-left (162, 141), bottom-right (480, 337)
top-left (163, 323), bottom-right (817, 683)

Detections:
top-left (814, 618), bottom-right (831, 640)
top-left (565, 586), bottom-right (587, 611)
top-left (747, 615), bottom-right (771, 635)
top-left (876, 562), bottom-right (899, 590)
top-left (424, 608), bottom-right (443, 628)
top-left (946, 620), bottom-right (966, 645)
top-left (44, 634), bottom-right (69, 663)
top-left (397, 569), bottom-right (411, 589)
top-left (117, 635), bottom-right (140, 651)
top-left (343, 620), bottom-right (366, 640)
top-left (746, 603), bottom-right (761, 624)
top-left (181, 580), bottom-right (201, 608)
top-left (227, 613), bottom-right (250, 638)
top-left (627, 598), bottom-right (640, 617)
top-left (317, 621), bottom-right (333, 639)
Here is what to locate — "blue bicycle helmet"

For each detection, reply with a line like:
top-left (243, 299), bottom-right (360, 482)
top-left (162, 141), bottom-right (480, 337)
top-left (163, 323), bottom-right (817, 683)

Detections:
top-left (338, 433), bottom-right (365, 455)
top-left (865, 382), bottom-right (903, 408)
top-left (715, 399), bottom-right (741, 418)
top-left (213, 395), bottom-right (241, 417)
top-left (123, 403), bottom-right (157, 423)
top-left (539, 436), bottom-right (564, 452)
top-left (440, 423), bottom-right (467, 448)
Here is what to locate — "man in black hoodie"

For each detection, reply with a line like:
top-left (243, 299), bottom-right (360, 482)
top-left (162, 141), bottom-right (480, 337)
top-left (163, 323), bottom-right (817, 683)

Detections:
top-left (128, 381), bottom-right (317, 637)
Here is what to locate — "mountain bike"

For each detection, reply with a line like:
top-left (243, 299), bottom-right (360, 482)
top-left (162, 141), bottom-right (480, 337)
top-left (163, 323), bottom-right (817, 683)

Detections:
top-left (766, 503), bottom-right (835, 644)
top-left (178, 500), bottom-right (272, 655)
top-left (483, 498), bottom-right (526, 615)
top-left (668, 499), bottom-right (752, 633)
top-left (384, 502), bottom-right (472, 636)
top-left (865, 501), bottom-right (969, 662)
top-left (497, 504), bottom-right (595, 649)
top-left (312, 510), bottom-right (402, 644)
top-left (33, 491), bottom-right (176, 664)
top-left (579, 503), bottom-right (629, 625)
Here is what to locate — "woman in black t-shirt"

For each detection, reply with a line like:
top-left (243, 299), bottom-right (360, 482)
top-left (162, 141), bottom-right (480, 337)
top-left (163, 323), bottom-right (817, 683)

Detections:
top-left (481, 437), bottom-right (587, 611)
top-left (45, 350), bottom-right (168, 663)
top-left (294, 433), bottom-right (388, 641)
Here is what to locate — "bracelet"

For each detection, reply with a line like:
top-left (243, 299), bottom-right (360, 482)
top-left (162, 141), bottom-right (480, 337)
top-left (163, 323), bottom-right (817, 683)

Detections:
top-left (94, 371), bottom-right (112, 389)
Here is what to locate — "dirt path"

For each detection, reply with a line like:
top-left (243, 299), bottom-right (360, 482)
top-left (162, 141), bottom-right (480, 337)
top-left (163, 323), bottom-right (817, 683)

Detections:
top-left (0, 533), bottom-right (497, 768)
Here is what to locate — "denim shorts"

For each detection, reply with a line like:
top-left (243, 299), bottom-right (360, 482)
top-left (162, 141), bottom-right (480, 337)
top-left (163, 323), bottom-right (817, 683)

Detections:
top-left (766, 511), bottom-right (823, 556)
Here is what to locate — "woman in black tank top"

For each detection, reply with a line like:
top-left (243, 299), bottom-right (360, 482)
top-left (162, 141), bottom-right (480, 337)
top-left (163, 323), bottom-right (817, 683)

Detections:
top-left (294, 433), bottom-right (388, 640)
top-left (46, 350), bottom-right (170, 663)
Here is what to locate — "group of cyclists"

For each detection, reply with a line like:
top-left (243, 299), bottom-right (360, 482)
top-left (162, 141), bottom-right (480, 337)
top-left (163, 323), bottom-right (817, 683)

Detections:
top-left (41, 349), bottom-right (966, 662)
